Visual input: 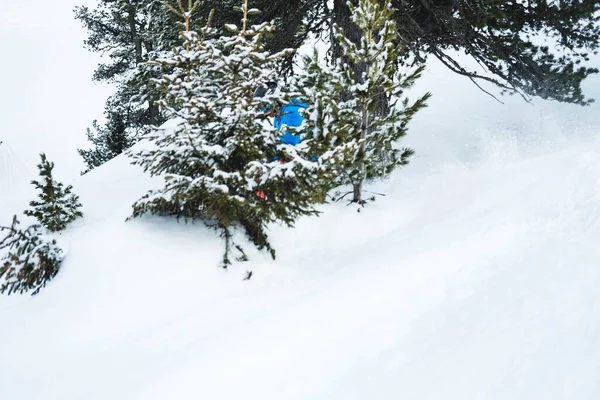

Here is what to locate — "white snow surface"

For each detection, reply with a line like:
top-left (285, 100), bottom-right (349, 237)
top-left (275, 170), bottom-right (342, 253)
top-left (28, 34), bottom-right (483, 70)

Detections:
top-left (0, 141), bottom-right (34, 208)
top-left (1, 56), bottom-right (600, 399)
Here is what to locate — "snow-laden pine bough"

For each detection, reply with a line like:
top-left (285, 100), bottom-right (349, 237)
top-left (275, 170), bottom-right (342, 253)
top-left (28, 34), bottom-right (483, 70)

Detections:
top-left (127, 0), bottom-right (334, 268)
top-left (0, 216), bottom-right (64, 296)
top-left (128, 0), bottom-right (429, 268)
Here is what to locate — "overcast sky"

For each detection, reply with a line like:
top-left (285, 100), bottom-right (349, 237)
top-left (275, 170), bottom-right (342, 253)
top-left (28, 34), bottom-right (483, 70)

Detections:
top-left (0, 0), bottom-right (113, 181)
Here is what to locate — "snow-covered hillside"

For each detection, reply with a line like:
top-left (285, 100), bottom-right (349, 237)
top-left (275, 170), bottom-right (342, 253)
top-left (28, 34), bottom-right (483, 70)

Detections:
top-left (0, 142), bottom-right (33, 200)
top-left (1, 56), bottom-right (600, 399)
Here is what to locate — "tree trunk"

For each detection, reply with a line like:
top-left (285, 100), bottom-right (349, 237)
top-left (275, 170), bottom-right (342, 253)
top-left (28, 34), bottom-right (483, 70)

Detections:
top-left (334, 0), bottom-right (375, 203)
top-left (148, 101), bottom-right (160, 126)
top-left (332, 0), bottom-right (363, 83)
top-left (353, 72), bottom-right (370, 203)
top-left (125, 0), bottom-right (143, 64)
top-left (353, 180), bottom-right (363, 203)
top-left (332, 0), bottom-right (389, 115)
top-left (142, 41), bottom-right (161, 125)
top-left (126, 1), bottom-right (161, 126)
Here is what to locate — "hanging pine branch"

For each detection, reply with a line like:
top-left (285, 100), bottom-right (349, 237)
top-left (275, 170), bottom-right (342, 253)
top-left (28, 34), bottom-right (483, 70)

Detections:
top-left (0, 216), bottom-right (64, 296)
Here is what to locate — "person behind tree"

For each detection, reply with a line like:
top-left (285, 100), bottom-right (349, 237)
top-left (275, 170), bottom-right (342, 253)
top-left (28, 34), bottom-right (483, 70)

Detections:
top-left (254, 81), bottom-right (307, 147)
top-left (275, 98), bottom-right (307, 146)
top-left (252, 81), bottom-right (309, 200)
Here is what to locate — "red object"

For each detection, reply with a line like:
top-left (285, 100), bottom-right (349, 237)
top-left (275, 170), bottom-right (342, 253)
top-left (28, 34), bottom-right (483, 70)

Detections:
top-left (256, 190), bottom-right (266, 200)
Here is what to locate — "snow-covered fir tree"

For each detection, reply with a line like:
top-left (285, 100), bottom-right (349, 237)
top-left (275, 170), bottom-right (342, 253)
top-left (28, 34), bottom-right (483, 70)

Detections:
top-left (74, 0), bottom-right (172, 173)
top-left (24, 154), bottom-right (83, 232)
top-left (78, 89), bottom-right (153, 174)
top-left (293, 0), bottom-right (431, 204)
top-left (0, 216), bottom-right (64, 296)
top-left (129, 0), bottom-right (331, 267)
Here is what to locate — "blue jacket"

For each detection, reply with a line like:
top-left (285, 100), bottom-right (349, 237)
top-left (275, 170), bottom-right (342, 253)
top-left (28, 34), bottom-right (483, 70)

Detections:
top-left (274, 99), bottom-right (307, 146)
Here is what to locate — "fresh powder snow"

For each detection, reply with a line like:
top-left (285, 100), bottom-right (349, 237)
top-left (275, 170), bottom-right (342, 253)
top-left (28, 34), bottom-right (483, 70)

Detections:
top-left (1, 48), bottom-right (600, 400)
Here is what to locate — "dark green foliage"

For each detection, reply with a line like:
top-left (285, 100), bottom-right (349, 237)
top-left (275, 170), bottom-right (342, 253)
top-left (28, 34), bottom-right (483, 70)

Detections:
top-left (333, 0), bottom-right (600, 104)
top-left (0, 216), bottom-right (64, 296)
top-left (24, 154), bottom-right (83, 233)
top-left (74, 0), bottom-right (156, 82)
top-left (75, 0), bottom-right (600, 175)
top-left (193, 0), bottom-right (328, 73)
top-left (294, 0), bottom-right (430, 203)
top-left (74, 0), bottom-right (327, 174)
top-left (389, 0), bottom-right (599, 104)
top-left (78, 88), bottom-right (161, 174)
top-left (74, 0), bottom-right (167, 173)
top-left (78, 100), bottom-right (134, 174)
top-left (198, 0), bottom-right (600, 104)
top-left (129, 1), bottom-right (331, 267)
top-left (75, 0), bottom-right (327, 79)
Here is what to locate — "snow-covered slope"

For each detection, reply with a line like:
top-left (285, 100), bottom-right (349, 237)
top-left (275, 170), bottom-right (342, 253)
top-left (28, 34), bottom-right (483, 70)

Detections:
top-left (0, 141), bottom-right (31, 192)
top-left (1, 58), bottom-right (599, 399)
